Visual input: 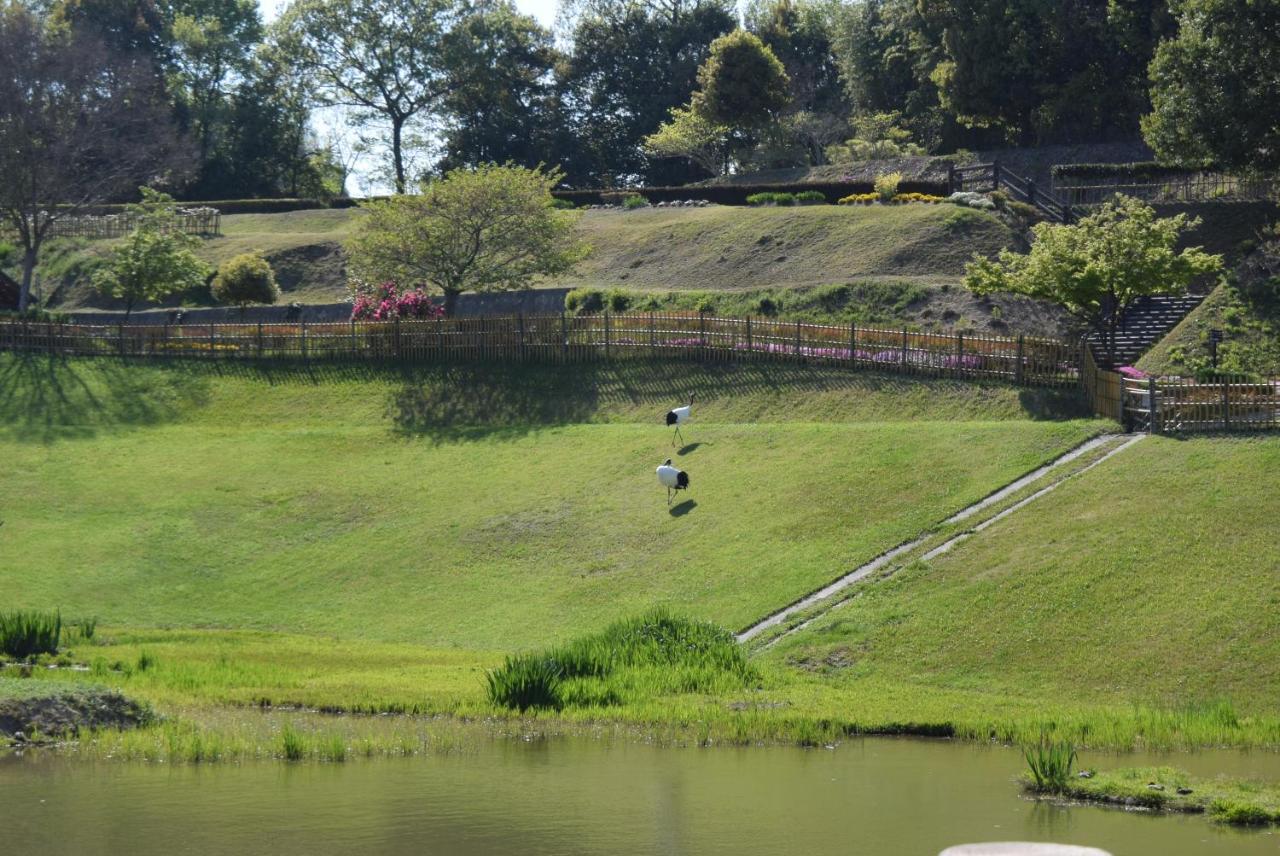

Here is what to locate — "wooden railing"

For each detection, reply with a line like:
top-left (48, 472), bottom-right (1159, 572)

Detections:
top-left (0, 314), bottom-right (1081, 388)
top-left (950, 162), bottom-right (1077, 223)
top-left (1052, 172), bottom-right (1280, 207)
top-left (0, 209), bottom-right (221, 242)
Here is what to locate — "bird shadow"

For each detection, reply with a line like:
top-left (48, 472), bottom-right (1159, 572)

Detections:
top-left (669, 499), bottom-right (697, 517)
top-left (676, 442), bottom-right (704, 456)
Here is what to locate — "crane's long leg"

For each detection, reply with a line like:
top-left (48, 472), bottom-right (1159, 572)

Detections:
top-left (667, 486), bottom-right (672, 505)
top-left (673, 425), bottom-right (684, 446)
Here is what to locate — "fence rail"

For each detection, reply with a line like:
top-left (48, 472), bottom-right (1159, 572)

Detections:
top-left (0, 209), bottom-right (221, 241)
top-left (1052, 173), bottom-right (1280, 206)
top-left (0, 314), bottom-right (1081, 387)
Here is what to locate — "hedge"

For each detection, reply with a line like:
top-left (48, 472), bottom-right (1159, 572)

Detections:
top-left (75, 197), bottom-right (380, 217)
top-left (550, 179), bottom-right (949, 207)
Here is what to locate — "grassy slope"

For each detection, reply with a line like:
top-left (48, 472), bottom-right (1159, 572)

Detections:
top-left (0, 355), bottom-right (1100, 651)
top-left (767, 436), bottom-right (1280, 717)
top-left (34, 205), bottom-right (1031, 328)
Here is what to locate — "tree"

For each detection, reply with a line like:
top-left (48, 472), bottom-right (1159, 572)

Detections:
top-left (436, 1), bottom-right (560, 172)
top-left (345, 164), bottom-right (590, 316)
top-left (694, 29), bottom-right (790, 129)
top-left (964, 196), bottom-right (1222, 365)
top-left (91, 189), bottom-right (211, 318)
top-left (557, 0), bottom-right (735, 186)
top-left (275, 0), bottom-right (454, 193)
top-left (211, 252), bottom-right (280, 314)
top-left (642, 105), bottom-right (731, 176)
top-left (0, 3), bottom-right (192, 312)
top-left (1143, 0), bottom-right (1280, 171)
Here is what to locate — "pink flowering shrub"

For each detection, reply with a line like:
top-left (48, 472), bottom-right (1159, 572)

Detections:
top-left (349, 280), bottom-right (445, 321)
top-left (1116, 365), bottom-right (1149, 379)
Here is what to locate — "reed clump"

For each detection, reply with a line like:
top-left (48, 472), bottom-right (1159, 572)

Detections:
top-left (0, 610), bottom-right (61, 659)
top-left (486, 609), bottom-right (760, 712)
top-left (1023, 737), bottom-right (1077, 792)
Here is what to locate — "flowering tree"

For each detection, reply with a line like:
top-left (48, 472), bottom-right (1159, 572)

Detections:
top-left (349, 280), bottom-right (445, 321)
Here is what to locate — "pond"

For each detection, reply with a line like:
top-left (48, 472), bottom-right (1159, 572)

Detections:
top-left (3, 735), bottom-right (1279, 855)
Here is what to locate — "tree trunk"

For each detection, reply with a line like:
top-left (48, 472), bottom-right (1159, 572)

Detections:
top-left (18, 247), bottom-right (36, 313)
top-left (442, 289), bottom-right (459, 318)
top-left (392, 117), bottom-right (407, 195)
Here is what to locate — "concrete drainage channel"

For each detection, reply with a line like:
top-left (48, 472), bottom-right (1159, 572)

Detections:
top-left (737, 432), bottom-right (1146, 648)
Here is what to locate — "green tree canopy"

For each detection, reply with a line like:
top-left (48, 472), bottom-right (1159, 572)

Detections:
top-left (1143, 0), bottom-right (1280, 171)
top-left (694, 29), bottom-right (790, 129)
top-left (211, 252), bottom-right (280, 312)
top-left (92, 189), bottom-right (211, 318)
top-left (964, 195), bottom-right (1222, 364)
top-left (345, 164), bottom-right (590, 316)
top-left (642, 104), bottom-right (731, 176)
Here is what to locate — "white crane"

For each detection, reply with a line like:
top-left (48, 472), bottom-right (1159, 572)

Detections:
top-left (656, 459), bottom-right (689, 505)
top-left (665, 393), bottom-right (694, 446)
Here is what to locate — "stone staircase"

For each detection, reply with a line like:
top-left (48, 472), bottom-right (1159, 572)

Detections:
top-left (1088, 295), bottom-right (1204, 367)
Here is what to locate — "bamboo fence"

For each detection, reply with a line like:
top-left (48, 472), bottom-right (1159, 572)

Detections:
top-left (0, 313), bottom-right (1080, 387)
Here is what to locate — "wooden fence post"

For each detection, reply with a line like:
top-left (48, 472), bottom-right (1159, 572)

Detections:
top-left (209, 323), bottom-right (216, 360)
top-left (849, 322), bottom-right (857, 367)
top-left (518, 312), bottom-right (526, 363)
top-left (745, 316), bottom-right (753, 356)
top-left (259, 322), bottom-right (265, 358)
top-left (1222, 379), bottom-right (1230, 431)
top-left (1149, 377), bottom-right (1161, 434)
top-left (300, 321), bottom-right (307, 361)
top-left (1015, 335), bottom-right (1025, 384)
top-left (956, 332), bottom-right (964, 375)
top-left (118, 323), bottom-right (125, 357)
top-left (394, 317), bottom-right (402, 359)
top-left (604, 311), bottom-right (611, 360)
top-left (561, 311), bottom-right (568, 362)
top-left (795, 320), bottom-right (802, 359)
top-left (650, 312), bottom-right (656, 356)
top-left (900, 328), bottom-right (908, 366)
top-left (701, 311), bottom-right (709, 360)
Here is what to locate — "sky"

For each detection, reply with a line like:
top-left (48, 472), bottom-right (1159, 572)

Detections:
top-left (257, 0), bottom-right (559, 26)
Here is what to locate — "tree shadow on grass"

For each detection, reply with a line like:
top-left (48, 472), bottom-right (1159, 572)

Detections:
top-left (0, 354), bottom-right (211, 443)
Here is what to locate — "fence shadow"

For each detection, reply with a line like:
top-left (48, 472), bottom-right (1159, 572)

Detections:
top-left (0, 354), bottom-right (211, 443)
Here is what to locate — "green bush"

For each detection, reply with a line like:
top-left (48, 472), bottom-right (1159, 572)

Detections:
top-left (753, 295), bottom-right (778, 316)
top-left (0, 240), bottom-right (15, 266)
top-left (0, 610), bottom-right (61, 659)
top-left (1209, 799), bottom-right (1275, 825)
top-left (813, 283), bottom-right (851, 311)
top-left (874, 172), bottom-right (903, 201)
top-left (622, 194), bottom-right (649, 210)
top-left (606, 288), bottom-right (631, 312)
top-left (746, 191), bottom-right (797, 206)
top-left (211, 253), bottom-right (280, 310)
top-left (485, 653), bottom-right (564, 711)
top-left (795, 190), bottom-right (827, 204)
top-left (565, 287), bottom-right (604, 314)
top-left (694, 295), bottom-right (717, 314)
top-left (549, 198), bottom-right (576, 210)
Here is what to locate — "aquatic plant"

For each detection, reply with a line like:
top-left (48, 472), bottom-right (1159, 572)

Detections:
top-left (485, 654), bottom-right (564, 711)
top-left (1023, 738), bottom-right (1077, 791)
top-left (280, 723), bottom-right (306, 761)
top-left (0, 609), bottom-right (61, 658)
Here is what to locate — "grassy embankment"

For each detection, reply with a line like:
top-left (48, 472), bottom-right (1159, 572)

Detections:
top-left (25, 204), bottom-right (1073, 336)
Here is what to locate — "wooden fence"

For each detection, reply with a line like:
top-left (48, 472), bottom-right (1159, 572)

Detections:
top-left (1, 208), bottom-right (221, 241)
top-left (1052, 172), bottom-right (1280, 207)
top-left (1081, 345), bottom-right (1124, 422)
top-left (0, 314), bottom-right (1081, 387)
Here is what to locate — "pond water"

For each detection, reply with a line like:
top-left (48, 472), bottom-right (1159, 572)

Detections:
top-left (3, 736), bottom-right (1279, 855)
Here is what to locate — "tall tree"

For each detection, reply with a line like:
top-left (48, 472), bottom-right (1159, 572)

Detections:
top-left (276, 0), bottom-right (455, 193)
top-left (168, 0), bottom-right (263, 189)
top-left (0, 2), bottom-right (191, 312)
top-left (1143, 0), bottom-right (1280, 171)
top-left (558, 0), bottom-right (735, 185)
top-left (695, 29), bottom-right (790, 129)
top-left (436, 0), bottom-right (560, 172)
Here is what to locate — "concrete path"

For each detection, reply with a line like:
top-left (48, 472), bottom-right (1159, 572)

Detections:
top-left (736, 432), bottom-right (1143, 644)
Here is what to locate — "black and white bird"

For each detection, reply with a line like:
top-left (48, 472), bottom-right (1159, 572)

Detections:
top-left (656, 458), bottom-right (689, 505)
top-left (665, 393), bottom-right (694, 446)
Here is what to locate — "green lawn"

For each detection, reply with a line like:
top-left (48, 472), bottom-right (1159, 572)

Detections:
top-left (0, 355), bottom-right (1101, 650)
top-left (767, 436), bottom-right (1280, 717)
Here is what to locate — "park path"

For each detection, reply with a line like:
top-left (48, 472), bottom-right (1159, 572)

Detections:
top-left (736, 432), bottom-right (1145, 645)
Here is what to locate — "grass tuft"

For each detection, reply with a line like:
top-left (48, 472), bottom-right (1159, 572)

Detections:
top-left (1023, 738), bottom-right (1077, 792)
top-left (0, 610), bottom-right (61, 659)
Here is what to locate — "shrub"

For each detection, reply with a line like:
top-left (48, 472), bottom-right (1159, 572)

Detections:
top-left (795, 190), bottom-right (827, 204)
top-left (0, 610), bottom-right (61, 659)
top-left (622, 194), bottom-right (649, 210)
top-left (565, 287), bottom-right (604, 314)
top-left (211, 252), bottom-right (280, 311)
top-left (813, 283), bottom-right (850, 311)
top-left (1006, 200), bottom-right (1043, 223)
top-left (606, 288), bottom-right (631, 312)
top-left (874, 172), bottom-right (902, 201)
top-left (753, 295), bottom-right (778, 316)
top-left (349, 279), bottom-right (444, 321)
top-left (694, 295), bottom-right (717, 314)
top-left (746, 191), bottom-right (796, 206)
top-left (838, 192), bottom-right (878, 205)
top-left (1023, 739), bottom-right (1077, 792)
top-left (948, 191), bottom-right (996, 210)
top-left (485, 653), bottom-right (564, 711)
top-left (549, 198), bottom-right (576, 210)
top-left (1209, 799), bottom-right (1275, 825)
top-left (600, 191), bottom-right (634, 206)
